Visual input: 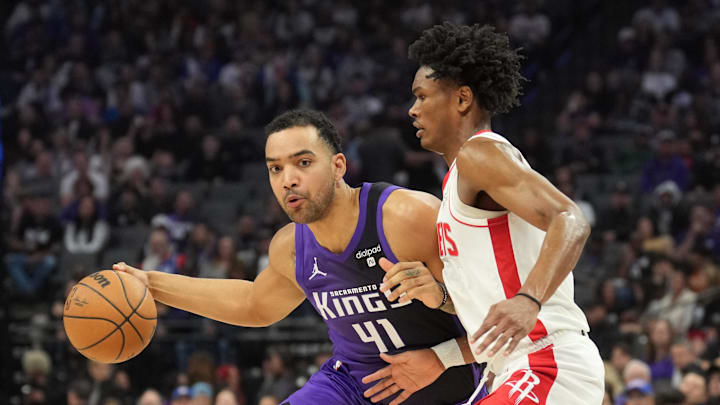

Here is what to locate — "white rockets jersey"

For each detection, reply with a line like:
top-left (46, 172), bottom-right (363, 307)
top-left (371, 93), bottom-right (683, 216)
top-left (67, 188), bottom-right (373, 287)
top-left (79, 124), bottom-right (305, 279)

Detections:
top-left (437, 131), bottom-right (589, 372)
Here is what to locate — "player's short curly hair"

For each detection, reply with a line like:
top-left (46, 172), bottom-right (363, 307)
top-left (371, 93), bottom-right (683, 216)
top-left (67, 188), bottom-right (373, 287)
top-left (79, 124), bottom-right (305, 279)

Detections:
top-left (265, 109), bottom-right (342, 154)
top-left (409, 22), bottom-right (525, 115)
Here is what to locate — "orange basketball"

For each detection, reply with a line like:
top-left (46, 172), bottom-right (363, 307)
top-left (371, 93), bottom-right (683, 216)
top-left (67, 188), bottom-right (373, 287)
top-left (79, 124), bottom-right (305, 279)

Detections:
top-left (63, 270), bottom-right (157, 363)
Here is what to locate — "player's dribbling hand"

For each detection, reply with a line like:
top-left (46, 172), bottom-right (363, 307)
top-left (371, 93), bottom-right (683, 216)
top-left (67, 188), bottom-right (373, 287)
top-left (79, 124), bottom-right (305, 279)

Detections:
top-left (362, 350), bottom-right (444, 405)
top-left (469, 295), bottom-right (540, 358)
top-left (112, 262), bottom-right (149, 288)
top-left (378, 258), bottom-right (444, 309)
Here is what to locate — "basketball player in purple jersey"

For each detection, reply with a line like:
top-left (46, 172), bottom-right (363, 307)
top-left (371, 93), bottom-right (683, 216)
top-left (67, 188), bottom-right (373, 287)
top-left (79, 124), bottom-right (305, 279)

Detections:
top-left (115, 110), bottom-right (485, 404)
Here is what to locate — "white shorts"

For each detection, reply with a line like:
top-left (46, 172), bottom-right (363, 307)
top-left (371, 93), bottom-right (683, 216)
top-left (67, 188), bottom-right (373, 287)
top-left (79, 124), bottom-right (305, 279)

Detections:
top-left (475, 330), bottom-right (605, 405)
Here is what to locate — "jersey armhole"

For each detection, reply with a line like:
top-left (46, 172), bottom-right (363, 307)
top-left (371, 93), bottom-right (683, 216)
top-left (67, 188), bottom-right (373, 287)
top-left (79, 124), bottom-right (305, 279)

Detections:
top-left (376, 186), bottom-right (401, 263)
top-left (294, 224), bottom-right (306, 283)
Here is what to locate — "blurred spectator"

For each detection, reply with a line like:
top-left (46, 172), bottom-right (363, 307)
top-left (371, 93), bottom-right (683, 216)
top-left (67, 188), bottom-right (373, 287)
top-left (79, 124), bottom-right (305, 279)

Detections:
top-left (643, 319), bottom-right (676, 383)
top-left (508, 0), bottom-right (551, 50)
top-left (214, 389), bottom-right (239, 405)
top-left (171, 386), bottom-right (192, 405)
top-left (20, 349), bottom-right (62, 404)
top-left (708, 365), bottom-right (720, 404)
top-left (256, 351), bottom-right (296, 401)
top-left (608, 343), bottom-right (634, 396)
top-left (190, 382), bottom-right (213, 405)
top-left (645, 269), bottom-right (697, 335)
top-left (151, 190), bottom-right (199, 248)
top-left (109, 187), bottom-right (149, 227)
top-left (199, 236), bottom-right (247, 280)
top-left (87, 361), bottom-right (115, 405)
top-left (183, 223), bottom-right (216, 276)
top-left (655, 389), bottom-right (684, 405)
top-left (355, 126), bottom-right (406, 184)
top-left (146, 177), bottom-right (173, 219)
top-left (641, 131), bottom-right (689, 193)
top-left (22, 150), bottom-right (60, 197)
top-left (677, 205), bottom-right (720, 263)
top-left (187, 351), bottom-right (216, 387)
top-left (647, 181), bottom-right (686, 239)
top-left (670, 341), bottom-right (699, 387)
top-left (598, 181), bottom-right (637, 242)
top-left (136, 389), bottom-right (163, 405)
top-left (256, 396), bottom-right (279, 405)
top-left (68, 379), bottom-right (93, 405)
top-left (60, 150), bottom-right (109, 205)
top-left (5, 195), bottom-right (62, 296)
top-left (679, 370), bottom-right (708, 405)
top-left (624, 379), bottom-right (655, 405)
top-left (625, 359), bottom-right (653, 385)
top-left (141, 227), bottom-right (184, 274)
top-left (64, 195), bottom-right (109, 254)
top-left (185, 135), bottom-right (232, 183)
top-left (632, 0), bottom-right (680, 34)
top-left (216, 365), bottom-right (247, 405)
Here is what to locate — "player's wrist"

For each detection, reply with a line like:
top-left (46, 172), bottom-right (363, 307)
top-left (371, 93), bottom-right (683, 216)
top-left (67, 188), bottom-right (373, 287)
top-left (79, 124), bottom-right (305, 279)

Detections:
top-left (432, 282), bottom-right (448, 309)
top-left (431, 338), bottom-right (465, 370)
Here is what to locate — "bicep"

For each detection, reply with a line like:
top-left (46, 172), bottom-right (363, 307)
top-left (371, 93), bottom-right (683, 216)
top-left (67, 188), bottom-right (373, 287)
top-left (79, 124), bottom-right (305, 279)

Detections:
top-left (458, 143), bottom-right (580, 232)
top-left (487, 170), bottom-right (575, 231)
top-left (248, 262), bottom-right (306, 326)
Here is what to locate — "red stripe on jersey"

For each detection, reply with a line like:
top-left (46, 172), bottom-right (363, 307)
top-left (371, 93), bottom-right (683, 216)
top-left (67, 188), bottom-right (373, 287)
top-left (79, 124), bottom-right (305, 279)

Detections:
top-left (442, 162), bottom-right (455, 193)
top-left (488, 215), bottom-right (521, 297)
top-left (488, 214), bottom-right (548, 342)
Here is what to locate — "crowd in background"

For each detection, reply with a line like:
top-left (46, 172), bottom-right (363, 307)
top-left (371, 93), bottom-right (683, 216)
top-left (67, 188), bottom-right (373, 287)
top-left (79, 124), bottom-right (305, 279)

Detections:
top-left (3, 0), bottom-right (720, 404)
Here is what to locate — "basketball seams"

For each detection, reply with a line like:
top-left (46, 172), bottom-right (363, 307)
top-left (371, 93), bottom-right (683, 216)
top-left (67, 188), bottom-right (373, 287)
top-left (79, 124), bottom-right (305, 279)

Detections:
top-left (75, 279), bottom-right (145, 359)
top-left (65, 272), bottom-right (157, 363)
top-left (111, 270), bottom-right (157, 320)
top-left (111, 270), bottom-right (149, 343)
top-left (64, 315), bottom-right (120, 327)
top-left (78, 282), bottom-right (128, 318)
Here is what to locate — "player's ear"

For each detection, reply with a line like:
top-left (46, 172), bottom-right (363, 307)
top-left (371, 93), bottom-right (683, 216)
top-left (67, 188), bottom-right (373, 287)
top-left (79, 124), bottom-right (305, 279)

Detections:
top-left (332, 153), bottom-right (347, 181)
top-left (457, 86), bottom-right (474, 114)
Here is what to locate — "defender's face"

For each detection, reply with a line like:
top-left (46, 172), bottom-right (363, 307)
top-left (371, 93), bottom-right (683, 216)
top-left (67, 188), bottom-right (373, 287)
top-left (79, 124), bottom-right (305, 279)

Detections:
top-left (408, 66), bottom-right (456, 153)
top-left (265, 126), bottom-right (338, 224)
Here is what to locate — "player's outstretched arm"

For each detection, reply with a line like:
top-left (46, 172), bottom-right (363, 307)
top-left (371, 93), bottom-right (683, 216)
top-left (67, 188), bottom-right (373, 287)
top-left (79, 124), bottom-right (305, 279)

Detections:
top-left (113, 224), bottom-right (305, 327)
top-left (379, 189), bottom-right (454, 312)
top-left (362, 335), bottom-right (476, 405)
top-left (456, 139), bottom-right (591, 357)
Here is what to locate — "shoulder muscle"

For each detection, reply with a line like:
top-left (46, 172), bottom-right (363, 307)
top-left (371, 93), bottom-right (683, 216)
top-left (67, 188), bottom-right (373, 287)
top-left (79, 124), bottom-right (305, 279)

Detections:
top-left (268, 223), bottom-right (298, 284)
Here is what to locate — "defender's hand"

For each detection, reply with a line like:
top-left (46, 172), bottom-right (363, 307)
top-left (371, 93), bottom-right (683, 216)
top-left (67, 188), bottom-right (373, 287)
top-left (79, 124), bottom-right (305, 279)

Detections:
top-left (362, 350), bottom-right (444, 405)
top-left (113, 262), bottom-right (149, 288)
top-left (378, 258), bottom-right (444, 309)
top-left (470, 295), bottom-right (540, 358)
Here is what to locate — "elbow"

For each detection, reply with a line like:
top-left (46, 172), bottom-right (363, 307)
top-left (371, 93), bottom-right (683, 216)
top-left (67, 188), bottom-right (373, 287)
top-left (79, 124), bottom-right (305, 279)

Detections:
top-left (559, 206), bottom-right (591, 244)
top-left (574, 209), bottom-right (591, 244)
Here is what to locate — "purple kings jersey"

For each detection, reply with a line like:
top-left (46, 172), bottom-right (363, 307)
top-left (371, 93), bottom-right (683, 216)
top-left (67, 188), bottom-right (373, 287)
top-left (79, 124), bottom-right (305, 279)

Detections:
top-left (295, 182), bottom-right (480, 404)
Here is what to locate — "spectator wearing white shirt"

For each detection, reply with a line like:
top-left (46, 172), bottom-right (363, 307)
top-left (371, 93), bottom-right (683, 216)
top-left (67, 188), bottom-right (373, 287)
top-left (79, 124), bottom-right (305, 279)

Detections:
top-left (64, 196), bottom-right (109, 255)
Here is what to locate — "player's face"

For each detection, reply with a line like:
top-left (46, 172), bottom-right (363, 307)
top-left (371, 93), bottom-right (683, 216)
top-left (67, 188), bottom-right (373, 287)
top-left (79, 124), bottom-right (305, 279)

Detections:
top-left (408, 66), bottom-right (457, 153)
top-left (265, 126), bottom-right (342, 224)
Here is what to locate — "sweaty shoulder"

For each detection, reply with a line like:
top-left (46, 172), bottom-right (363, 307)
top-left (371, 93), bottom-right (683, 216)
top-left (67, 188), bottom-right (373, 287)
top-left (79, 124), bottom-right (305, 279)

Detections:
top-left (381, 188), bottom-right (440, 262)
top-left (456, 137), bottom-right (527, 188)
top-left (268, 222), bottom-right (298, 283)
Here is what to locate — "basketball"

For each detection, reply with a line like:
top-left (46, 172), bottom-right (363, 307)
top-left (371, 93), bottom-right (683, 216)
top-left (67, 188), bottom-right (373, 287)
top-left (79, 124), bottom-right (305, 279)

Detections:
top-left (63, 270), bottom-right (157, 364)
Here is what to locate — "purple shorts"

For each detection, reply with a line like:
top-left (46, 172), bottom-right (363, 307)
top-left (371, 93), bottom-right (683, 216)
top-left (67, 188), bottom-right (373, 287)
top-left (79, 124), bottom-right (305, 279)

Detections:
top-left (281, 358), bottom-right (487, 405)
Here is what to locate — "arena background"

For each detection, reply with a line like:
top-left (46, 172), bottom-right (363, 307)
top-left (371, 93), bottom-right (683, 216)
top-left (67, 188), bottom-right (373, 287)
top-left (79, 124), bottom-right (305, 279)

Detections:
top-left (2, 0), bottom-right (720, 404)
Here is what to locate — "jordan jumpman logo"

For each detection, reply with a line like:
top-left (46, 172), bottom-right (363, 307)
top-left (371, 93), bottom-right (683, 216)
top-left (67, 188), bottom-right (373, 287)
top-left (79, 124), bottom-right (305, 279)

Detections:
top-left (309, 257), bottom-right (327, 280)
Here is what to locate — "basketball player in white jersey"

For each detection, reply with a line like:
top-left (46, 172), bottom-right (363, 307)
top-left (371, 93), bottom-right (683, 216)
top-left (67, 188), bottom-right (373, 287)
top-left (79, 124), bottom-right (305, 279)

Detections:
top-left (362, 22), bottom-right (605, 405)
